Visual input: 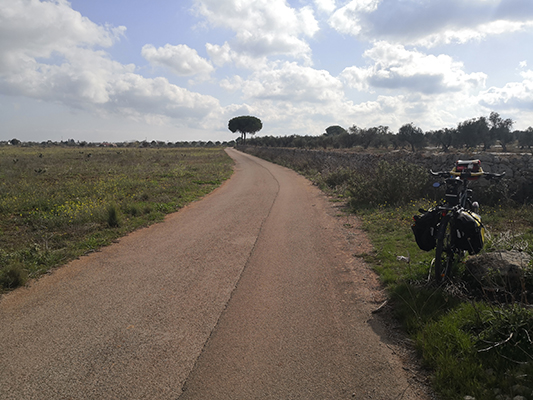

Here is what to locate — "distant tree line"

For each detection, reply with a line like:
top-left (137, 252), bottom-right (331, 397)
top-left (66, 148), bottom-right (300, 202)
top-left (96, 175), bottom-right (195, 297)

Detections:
top-left (246, 112), bottom-right (533, 152)
top-left (2, 139), bottom-right (237, 148)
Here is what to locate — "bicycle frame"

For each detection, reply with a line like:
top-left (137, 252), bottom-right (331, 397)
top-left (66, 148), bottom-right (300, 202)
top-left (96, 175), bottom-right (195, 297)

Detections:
top-left (450, 178), bottom-right (472, 208)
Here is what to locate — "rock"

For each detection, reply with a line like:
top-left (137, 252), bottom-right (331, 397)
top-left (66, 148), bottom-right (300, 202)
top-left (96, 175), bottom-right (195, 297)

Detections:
top-left (466, 251), bottom-right (531, 279)
top-left (495, 395), bottom-right (511, 400)
top-left (512, 384), bottom-right (532, 396)
top-left (501, 251), bottom-right (532, 267)
top-left (464, 251), bottom-right (532, 302)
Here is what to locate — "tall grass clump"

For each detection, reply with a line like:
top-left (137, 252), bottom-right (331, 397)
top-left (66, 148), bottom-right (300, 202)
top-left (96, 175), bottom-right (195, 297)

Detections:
top-left (0, 263), bottom-right (28, 289)
top-left (106, 204), bottom-right (120, 228)
top-left (418, 302), bottom-right (533, 399)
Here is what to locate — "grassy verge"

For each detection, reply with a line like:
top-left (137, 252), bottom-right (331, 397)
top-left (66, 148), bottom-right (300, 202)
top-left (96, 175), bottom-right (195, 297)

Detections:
top-left (357, 202), bottom-right (533, 400)
top-left (0, 146), bottom-right (233, 291)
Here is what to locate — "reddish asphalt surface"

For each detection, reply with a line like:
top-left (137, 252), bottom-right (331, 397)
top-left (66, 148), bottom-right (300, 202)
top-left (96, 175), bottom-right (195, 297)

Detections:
top-left (0, 149), bottom-right (425, 399)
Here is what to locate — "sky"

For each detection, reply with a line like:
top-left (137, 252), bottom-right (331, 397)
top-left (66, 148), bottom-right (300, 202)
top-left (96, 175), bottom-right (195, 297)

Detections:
top-left (1, 0), bottom-right (532, 143)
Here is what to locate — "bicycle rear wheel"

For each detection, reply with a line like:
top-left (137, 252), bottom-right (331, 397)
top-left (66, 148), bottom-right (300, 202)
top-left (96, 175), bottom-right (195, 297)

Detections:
top-left (434, 221), bottom-right (453, 281)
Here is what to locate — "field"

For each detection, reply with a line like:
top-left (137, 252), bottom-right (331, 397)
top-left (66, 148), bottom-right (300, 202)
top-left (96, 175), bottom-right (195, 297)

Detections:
top-left (0, 146), bottom-right (233, 290)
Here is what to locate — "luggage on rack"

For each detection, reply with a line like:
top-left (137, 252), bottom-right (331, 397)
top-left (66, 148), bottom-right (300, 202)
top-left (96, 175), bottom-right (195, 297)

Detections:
top-left (453, 159), bottom-right (483, 180)
top-left (412, 209), bottom-right (440, 251)
top-left (454, 210), bottom-right (485, 254)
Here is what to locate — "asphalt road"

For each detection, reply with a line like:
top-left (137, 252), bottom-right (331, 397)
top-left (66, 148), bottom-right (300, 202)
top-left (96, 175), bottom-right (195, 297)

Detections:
top-left (0, 149), bottom-right (425, 399)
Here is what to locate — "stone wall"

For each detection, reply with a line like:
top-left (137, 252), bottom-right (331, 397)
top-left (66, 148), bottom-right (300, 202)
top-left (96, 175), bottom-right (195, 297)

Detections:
top-left (240, 146), bottom-right (533, 203)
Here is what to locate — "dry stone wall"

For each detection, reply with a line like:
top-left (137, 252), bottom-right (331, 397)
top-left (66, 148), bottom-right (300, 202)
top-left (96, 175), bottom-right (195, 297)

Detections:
top-left (240, 146), bottom-right (533, 203)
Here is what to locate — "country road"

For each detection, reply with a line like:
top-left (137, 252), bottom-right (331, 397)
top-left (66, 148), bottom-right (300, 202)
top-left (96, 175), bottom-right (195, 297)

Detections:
top-left (0, 149), bottom-right (429, 399)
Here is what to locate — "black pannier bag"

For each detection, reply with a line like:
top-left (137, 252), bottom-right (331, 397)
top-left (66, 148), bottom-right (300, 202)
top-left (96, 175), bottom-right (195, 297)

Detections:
top-left (412, 209), bottom-right (440, 251)
top-left (453, 210), bottom-right (484, 255)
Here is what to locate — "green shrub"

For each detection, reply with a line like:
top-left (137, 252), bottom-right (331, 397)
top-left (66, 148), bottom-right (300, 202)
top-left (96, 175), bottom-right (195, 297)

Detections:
top-left (143, 205), bottom-right (153, 215)
top-left (124, 204), bottom-right (140, 217)
top-left (347, 160), bottom-right (428, 208)
top-left (0, 263), bottom-right (28, 289)
top-left (106, 204), bottom-right (120, 228)
top-left (322, 168), bottom-right (355, 189)
top-left (476, 178), bottom-right (513, 207)
top-left (475, 304), bottom-right (533, 369)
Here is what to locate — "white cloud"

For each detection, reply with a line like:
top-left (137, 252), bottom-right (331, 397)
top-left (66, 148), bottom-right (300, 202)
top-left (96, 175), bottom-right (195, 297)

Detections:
top-left (339, 66), bottom-right (373, 92)
top-left (0, 0), bottom-right (223, 128)
top-left (480, 69), bottom-right (533, 111)
top-left (328, 0), bottom-right (380, 36)
top-left (106, 74), bottom-right (220, 121)
top-left (0, 47), bottom-right (221, 123)
top-left (214, 61), bottom-right (355, 134)
top-left (3, 0), bottom-right (532, 141)
top-left (0, 0), bottom-right (125, 73)
top-left (141, 44), bottom-right (214, 78)
top-left (193, 0), bottom-right (319, 62)
top-left (328, 0), bottom-right (533, 47)
top-left (314, 0), bottom-right (337, 14)
top-left (325, 90), bottom-right (487, 133)
top-left (206, 42), bottom-right (269, 71)
top-left (206, 42), bottom-right (233, 67)
top-left (210, 45), bottom-right (491, 135)
top-left (340, 42), bottom-right (487, 95)
top-left (0, 41), bottom-right (132, 106)
top-left (416, 19), bottom-right (533, 47)
top-left (223, 62), bottom-right (344, 103)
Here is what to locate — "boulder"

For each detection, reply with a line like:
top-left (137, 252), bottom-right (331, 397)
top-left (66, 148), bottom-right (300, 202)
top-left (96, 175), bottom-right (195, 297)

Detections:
top-left (464, 251), bottom-right (532, 302)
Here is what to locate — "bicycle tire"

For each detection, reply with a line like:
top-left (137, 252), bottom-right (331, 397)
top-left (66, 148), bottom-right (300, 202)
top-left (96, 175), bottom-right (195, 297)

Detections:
top-left (434, 220), bottom-right (453, 281)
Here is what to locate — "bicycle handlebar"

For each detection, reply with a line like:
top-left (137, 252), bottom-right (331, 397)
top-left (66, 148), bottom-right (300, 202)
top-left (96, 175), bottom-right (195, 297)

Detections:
top-left (483, 171), bottom-right (506, 180)
top-left (430, 170), bottom-right (505, 179)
